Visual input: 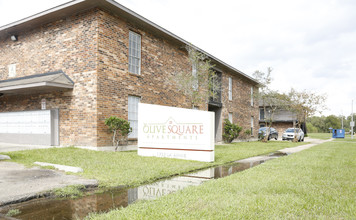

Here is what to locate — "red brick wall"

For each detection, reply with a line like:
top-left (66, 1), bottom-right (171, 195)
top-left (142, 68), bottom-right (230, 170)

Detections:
top-left (222, 72), bottom-right (259, 138)
top-left (95, 10), bottom-right (193, 146)
top-left (273, 122), bottom-right (294, 137)
top-left (0, 9), bottom-right (99, 146)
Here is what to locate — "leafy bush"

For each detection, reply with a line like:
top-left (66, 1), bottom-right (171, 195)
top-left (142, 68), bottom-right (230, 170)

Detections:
top-left (223, 119), bottom-right (242, 143)
top-left (239, 129), bottom-right (251, 141)
top-left (105, 116), bottom-right (132, 151)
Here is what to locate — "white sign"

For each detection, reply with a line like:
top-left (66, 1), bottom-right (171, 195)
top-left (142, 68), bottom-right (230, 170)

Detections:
top-left (351, 121), bottom-right (355, 127)
top-left (138, 103), bottom-right (215, 162)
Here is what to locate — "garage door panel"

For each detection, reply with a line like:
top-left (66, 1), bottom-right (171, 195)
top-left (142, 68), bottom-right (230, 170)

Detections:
top-left (0, 133), bottom-right (51, 145)
top-left (0, 109), bottom-right (59, 146)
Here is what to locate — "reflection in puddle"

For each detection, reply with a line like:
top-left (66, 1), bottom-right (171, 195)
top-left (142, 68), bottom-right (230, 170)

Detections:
top-left (0, 152), bottom-right (287, 220)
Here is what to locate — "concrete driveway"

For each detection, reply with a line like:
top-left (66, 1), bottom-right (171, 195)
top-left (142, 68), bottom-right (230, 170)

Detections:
top-left (0, 161), bottom-right (97, 206)
top-left (0, 142), bottom-right (59, 153)
top-left (0, 142), bottom-right (97, 206)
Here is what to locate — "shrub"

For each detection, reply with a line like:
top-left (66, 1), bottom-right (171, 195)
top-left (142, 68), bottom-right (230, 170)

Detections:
top-left (223, 119), bottom-right (242, 143)
top-left (239, 129), bottom-right (251, 141)
top-left (105, 116), bottom-right (132, 151)
top-left (244, 129), bottom-right (251, 136)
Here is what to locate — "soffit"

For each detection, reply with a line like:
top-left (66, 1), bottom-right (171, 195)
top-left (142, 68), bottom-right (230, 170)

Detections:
top-left (0, 71), bottom-right (74, 95)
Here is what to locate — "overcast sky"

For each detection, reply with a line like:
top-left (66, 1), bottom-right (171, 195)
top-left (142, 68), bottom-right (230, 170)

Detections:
top-left (1, 0), bottom-right (355, 117)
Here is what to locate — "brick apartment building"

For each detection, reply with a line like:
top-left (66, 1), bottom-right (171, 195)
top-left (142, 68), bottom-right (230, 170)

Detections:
top-left (0, 0), bottom-right (260, 147)
top-left (259, 104), bottom-right (307, 137)
top-left (259, 107), bottom-right (296, 137)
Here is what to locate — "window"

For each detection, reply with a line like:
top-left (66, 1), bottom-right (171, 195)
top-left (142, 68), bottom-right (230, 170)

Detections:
top-left (129, 31), bottom-right (141, 75)
top-left (251, 86), bottom-right (254, 106)
top-left (209, 71), bottom-right (222, 103)
top-left (259, 108), bottom-right (265, 120)
top-left (228, 77), bottom-right (232, 100)
top-left (251, 116), bottom-right (254, 135)
top-left (192, 63), bottom-right (198, 91)
top-left (228, 112), bottom-right (233, 123)
top-left (128, 96), bottom-right (140, 138)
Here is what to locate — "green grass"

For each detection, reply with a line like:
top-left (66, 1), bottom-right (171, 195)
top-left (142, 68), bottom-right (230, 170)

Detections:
top-left (307, 133), bottom-right (332, 140)
top-left (3, 141), bottom-right (302, 187)
top-left (308, 132), bottom-right (356, 142)
top-left (87, 141), bottom-right (356, 219)
top-left (5, 209), bottom-right (21, 217)
top-left (333, 134), bottom-right (356, 142)
top-left (53, 185), bottom-right (86, 198)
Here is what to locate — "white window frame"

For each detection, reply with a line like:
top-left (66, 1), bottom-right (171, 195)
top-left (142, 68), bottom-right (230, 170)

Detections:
top-left (228, 112), bottom-right (233, 123)
top-left (259, 108), bottom-right (265, 120)
top-left (192, 63), bottom-right (198, 91)
top-left (228, 77), bottom-right (232, 101)
top-left (251, 86), bottom-right (254, 106)
top-left (128, 96), bottom-right (141, 138)
top-left (128, 31), bottom-right (141, 75)
top-left (251, 116), bottom-right (254, 136)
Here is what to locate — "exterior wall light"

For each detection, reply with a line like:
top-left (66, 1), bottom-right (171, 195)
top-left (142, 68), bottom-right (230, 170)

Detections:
top-left (11, 35), bottom-right (18, 41)
top-left (41, 98), bottom-right (46, 110)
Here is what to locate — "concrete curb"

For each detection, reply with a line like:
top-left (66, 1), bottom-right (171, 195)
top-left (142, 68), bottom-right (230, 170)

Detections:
top-left (0, 155), bottom-right (11, 160)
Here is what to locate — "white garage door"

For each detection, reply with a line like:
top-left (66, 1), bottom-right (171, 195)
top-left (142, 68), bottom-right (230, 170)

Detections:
top-left (0, 109), bottom-right (59, 146)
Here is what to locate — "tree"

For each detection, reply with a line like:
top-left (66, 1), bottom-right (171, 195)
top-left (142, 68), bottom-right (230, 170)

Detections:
top-left (253, 67), bottom-right (287, 142)
top-left (286, 88), bottom-right (327, 141)
top-left (325, 115), bottom-right (341, 131)
top-left (307, 116), bottom-right (327, 132)
top-left (105, 116), bottom-right (132, 151)
top-left (306, 122), bottom-right (318, 133)
top-left (170, 46), bottom-right (221, 108)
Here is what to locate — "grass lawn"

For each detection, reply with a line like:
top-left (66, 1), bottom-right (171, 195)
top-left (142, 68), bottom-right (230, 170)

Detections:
top-left (3, 141), bottom-right (302, 187)
top-left (307, 132), bottom-right (332, 140)
top-left (308, 132), bottom-right (356, 142)
top-left (333, 134), bottom-right (356, 142)
top-left (87, 141), bottom-right (356, 219)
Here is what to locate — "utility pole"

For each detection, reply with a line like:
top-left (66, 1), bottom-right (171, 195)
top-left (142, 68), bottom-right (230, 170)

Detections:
top-left (341, 110), bottom-right (344, 129)
top-left (352, 100), bottom-right (354, 139)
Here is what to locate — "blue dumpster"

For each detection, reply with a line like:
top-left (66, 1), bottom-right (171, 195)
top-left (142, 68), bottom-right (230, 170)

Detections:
top-left (332, 129), bottom-right (345, 138)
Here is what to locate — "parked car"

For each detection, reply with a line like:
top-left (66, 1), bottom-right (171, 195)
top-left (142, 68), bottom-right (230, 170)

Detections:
top-left (258, 127), bottom-right (278, 140)
top-left (282, 128), bottom-right (304, 141)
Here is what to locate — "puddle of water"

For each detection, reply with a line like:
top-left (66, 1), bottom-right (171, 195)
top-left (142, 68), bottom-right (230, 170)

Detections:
top-left (0, 152), bottom-right (287, 220)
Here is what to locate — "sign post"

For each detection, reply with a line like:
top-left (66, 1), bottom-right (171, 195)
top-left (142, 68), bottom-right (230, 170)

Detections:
top-left (138, 103), bottom-right (215, 162)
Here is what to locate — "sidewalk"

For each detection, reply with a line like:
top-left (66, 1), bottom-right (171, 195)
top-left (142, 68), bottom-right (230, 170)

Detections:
top-left (278, 137), bottom-right (333, 154)
top-left (0, 142), bottom-right (60, 153)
